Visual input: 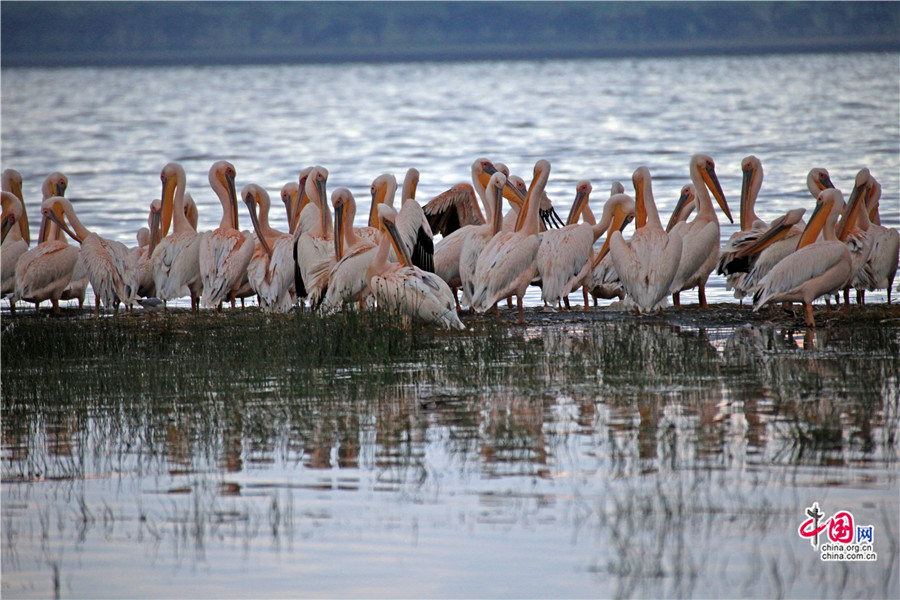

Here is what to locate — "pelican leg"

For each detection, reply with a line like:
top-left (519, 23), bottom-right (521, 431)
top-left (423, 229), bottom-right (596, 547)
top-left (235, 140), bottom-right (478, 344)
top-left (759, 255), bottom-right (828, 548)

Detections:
top-left (563, 297), bottom-right (571, 311)
top-left (52, 298), bottom-right (60, 315)
top-left (698, 284), bottom-right (708, 309)
top-left (94, 297), bottom-right (100, 319)
top-left (453, 288), bottom-right (461, 311)
top-left (856, 289), bottom-right (865, 305)
top-left (516, 295), bottom-right (525, 325)
top-left (583, 287), bottom-right (590, 311)
top-left (506, 296), bottom-right (513, 309)
top-left (8, 299), bottom-right (16, 316)
top-left (231, 297), bottom-right (236, 310)
top-left (672, 291), bottom-right (681, 308)
top-left (493, 303), bottom-right (500, 320)
top-left (803, 303), bottom-right (816, 327)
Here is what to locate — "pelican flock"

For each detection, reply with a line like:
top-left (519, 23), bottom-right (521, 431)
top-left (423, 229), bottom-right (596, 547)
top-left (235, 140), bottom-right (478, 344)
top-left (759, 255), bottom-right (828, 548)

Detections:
top-left (2, 154), bottom-right (896, 329)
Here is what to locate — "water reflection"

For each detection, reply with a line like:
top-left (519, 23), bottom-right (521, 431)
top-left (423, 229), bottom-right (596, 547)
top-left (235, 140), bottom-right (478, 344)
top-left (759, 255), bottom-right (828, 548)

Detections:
top-left (2, 316), bottom-right (898, 598)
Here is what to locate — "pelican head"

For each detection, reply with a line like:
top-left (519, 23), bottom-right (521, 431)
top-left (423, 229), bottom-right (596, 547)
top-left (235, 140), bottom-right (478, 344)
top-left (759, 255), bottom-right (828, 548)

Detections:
top-left (836, 168), bottom-right (870, 241)
top-left (807, 167), bottom-right (835, 196)
top-left (566, 180), bottom-right (593, 226)
top-left (331, 187), bottom-right (356, 260)
top-left (593, 192), bottom-right (636, 269)
top-left (148, 198), bottom-right (163, 256)
top-left (369, 173), bottom-right (397, 229)
top-left (281, 181), bottom-right (300, 226)
top-left (740, 155), bottom-right (763, 231)
top-left (39, 196), bottom-right (80, 244)
top-left (691, 153), bottom-right (732, 223)
top-left (1, 191), bottom-right (22, 244)
top-left (210, 160), bottom-right (239, 229)
top-left (666, 184), bottom-right (697, 233)
top-left (376, 202), bottom-right (413, 268)
top-left (241, 183), bottom-right (273, 258)
top-left (798, 188), bottom-right (843, 249)
top-left (160, 162), bottom-right (186, 236)
top-left (42, 172), bottom-right (68, 200)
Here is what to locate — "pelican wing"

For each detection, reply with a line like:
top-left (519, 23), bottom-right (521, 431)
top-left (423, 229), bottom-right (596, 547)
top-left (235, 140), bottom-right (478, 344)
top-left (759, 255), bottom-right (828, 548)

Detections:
top-left (536, 224), bottom-right (593, 304)
top-left (397, 199), bottom-right (434, 272)
top-left (753, 242), bottom-right (851, 308)
top-left (423, 183), bottom-right (483, 237)
top-left (669, 220), bottom-right (719, 294)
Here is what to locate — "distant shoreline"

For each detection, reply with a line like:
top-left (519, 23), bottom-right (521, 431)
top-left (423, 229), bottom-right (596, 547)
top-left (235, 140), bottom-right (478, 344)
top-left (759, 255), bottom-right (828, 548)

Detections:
top-left (4, 37), bottom-right (897, 69)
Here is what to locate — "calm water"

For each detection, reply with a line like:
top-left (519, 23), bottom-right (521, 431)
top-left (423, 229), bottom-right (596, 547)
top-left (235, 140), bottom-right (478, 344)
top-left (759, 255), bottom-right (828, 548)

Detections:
top-left (2, 53), bottom-right (898, 307)
top-left (1, 312), bottom-right (898, 598)
top-left (2, 53), bottom-right (900, 599)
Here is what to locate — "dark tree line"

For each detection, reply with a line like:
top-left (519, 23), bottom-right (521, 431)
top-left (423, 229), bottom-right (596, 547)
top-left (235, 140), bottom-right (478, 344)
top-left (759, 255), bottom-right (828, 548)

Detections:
top-left (3, 1), bottom-right (898, 67)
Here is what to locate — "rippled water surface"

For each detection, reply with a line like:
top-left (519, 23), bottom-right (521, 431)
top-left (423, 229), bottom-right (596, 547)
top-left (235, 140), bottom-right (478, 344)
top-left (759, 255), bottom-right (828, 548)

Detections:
top-left (2, 54), bottom-right (899, 599)
top-left (2, 53), bottom-right (898, 306)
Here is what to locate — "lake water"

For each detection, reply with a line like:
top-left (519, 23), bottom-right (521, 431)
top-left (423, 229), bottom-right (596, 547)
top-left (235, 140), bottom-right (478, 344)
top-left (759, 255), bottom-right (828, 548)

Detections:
top-left (2, 52), bottom-right (898, 307)
top-left (2, 53), bottom-right (900, 599)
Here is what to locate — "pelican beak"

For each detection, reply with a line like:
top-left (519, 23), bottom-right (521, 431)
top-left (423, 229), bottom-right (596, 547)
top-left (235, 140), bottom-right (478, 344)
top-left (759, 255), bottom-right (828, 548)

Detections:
top-left (836, 183), bottom-right (865, 242)
top-left (160, 175), bottom-right (175, 237)
top-left (733, 210), bottom-right (804, 259)
top-left (634, 177), bottom-right (647, 228)
top-left (225, 171), bottom-right (239, 229)
top-left (797, 198), bottom-right (833, 250)
top-left (45, 204), bottom-right (80, 243)
top-left (541, 203), bottom-right (565, 230)
top-left (666, 186), bottom-right (694, 233)
top-left (282, 193), bottom-right (293, 227)
top-left (334, 202), bottom-right (345, 260)
top-left (148, 207), bottom-right (162, 257)
top-left (369, 184), bottom-right (384, 230)
top-left (38, 212), bottom-right (51, 244)
top-left (503, 181), bottom-right (526, 210)
top-left (739, 164), bottom-right (756, 231)
top-left (8, 179), bottom-right (29, 244)
top-left (1, 213), bottom-right (14, 244)
top-left (384, 219), bottom-right (413, 268)
top-left (491, 181), bottom-right (505, 235)
top-left (56, 180), bottom-right (67, 198)
top-left (591, 204), bottom-right (633, 269)
top-left (565, 189), bottom-right (590, 226)
top-left (818, 172), bottom-right (835, 191)
top-left (702, 164), bottom-right (732, 224)
top-left (244, 191), bottom-right (272, 258)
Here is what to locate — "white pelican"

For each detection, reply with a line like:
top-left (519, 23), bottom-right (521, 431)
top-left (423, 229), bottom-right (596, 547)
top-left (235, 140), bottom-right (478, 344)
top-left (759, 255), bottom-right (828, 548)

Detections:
top-left (472, 159), bottom-right (551, 324)
top-left (432, 160), bottom-right (501, 307)
top-left (2, 169), bottom-right (28, 245)
top-left (152, 162), bottom-right (203, 311)
top-left (132, 199), bottom-right (162, 299)
top-left (368, 204), bottom-right (464, 329)
top-left (280, 181), bottom-right (300, 231)
top-left (857, 175), bottom-right (899, 303)
top-left (13, 199), bottom-right (80, 314)
top-left (459, 171), bottom-right (507, 309)
top-left (37, 196), bottom-right (138, 316)
top-left (834, 169), bottom-right (874, 304)
top-left (368, 172), bottom-right (434, 272)
top-left (610, 166), bottom-right (683, 315)
top-left (716, 156), bottom-right (772, 301)
top-left (294, 166), bottom-right (333, 308)
top-left (568, 190), bottom-right (636, 309)
top-left (587, 181), bottom-right (630, 305)
top-left (667, 154), bottom-right (732, 308)
top-left (199, 161), bottom-right (254, 312)
top-left (536, 180), bottom-right (604, 308)
top-left (320, 188), bottom-right (379, 313)
top-left (753, 189), bottom-right (851, 326)
top-left (36, 172), bottom-right (89, 309)
top-left (242, 184), bottom-right (295, 313)
top-left (2, 192), bottom-right (29, 313)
